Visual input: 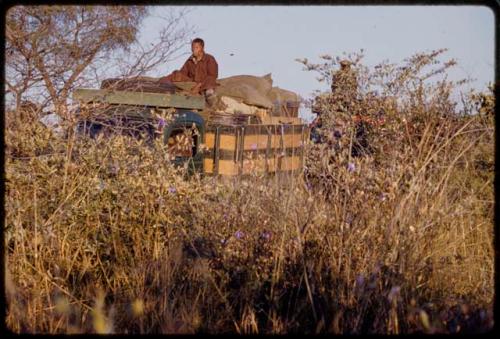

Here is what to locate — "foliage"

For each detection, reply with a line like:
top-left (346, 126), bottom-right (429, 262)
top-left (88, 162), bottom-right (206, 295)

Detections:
top-left (4, 50), bottom-right (494, 334)
top-left (5, 5), bottom-right (194, 117)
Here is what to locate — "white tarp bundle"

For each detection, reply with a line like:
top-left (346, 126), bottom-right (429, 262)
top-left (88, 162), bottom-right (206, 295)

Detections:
top-left (217, 95), bottom-right (268, 120)
top-left (215, 74), bottom-right (301, 117)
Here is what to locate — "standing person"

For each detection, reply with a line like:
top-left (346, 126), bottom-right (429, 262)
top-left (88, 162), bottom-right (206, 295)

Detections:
top-left (331, 59), bottom-right (358, 99)
top-left (332, 60), bottom-right (371, 157)
top-left (160, 38), bottom-right (219, 106)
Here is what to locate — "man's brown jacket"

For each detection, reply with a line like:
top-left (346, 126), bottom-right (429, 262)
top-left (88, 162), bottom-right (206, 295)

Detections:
top-left (165, 53), bottom-right (218, 91)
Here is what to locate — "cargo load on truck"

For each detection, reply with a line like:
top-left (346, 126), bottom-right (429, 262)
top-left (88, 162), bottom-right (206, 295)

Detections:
top-left (97, 73), bottom-right (301, 118)
top-left (214, 74), bottom-right (301, 118)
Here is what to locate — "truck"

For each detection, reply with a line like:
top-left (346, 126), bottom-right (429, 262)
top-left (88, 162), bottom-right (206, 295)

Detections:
top-left (73, 78), bottom-right (309, 177)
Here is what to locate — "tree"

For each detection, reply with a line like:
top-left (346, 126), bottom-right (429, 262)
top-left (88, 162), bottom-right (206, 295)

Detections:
top-left (5, 5), bottom-right (194, 119)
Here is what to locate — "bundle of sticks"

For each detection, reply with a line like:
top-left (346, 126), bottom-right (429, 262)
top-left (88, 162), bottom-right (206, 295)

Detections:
top-left (100, 76), bottom-right (177, 94)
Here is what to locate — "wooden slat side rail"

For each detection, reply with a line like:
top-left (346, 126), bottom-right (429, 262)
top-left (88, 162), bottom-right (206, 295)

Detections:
top-left (205, 128), bottom-right (304, 151)
top-left (73, 88), bottom-right (206, 110)
top-left (203, 123), bottom-right (308, 176)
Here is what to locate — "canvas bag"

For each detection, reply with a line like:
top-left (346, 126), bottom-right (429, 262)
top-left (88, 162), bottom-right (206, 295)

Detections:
top-left (215, 74), bottom-right (274, 109)
top-left (268, 86), bottom-right (301, 117)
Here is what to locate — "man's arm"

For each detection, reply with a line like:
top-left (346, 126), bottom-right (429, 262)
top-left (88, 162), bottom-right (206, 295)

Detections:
top-left (178, 58), bottom-right (191, 78)
top-left (159, 58), bottom-right (192, 83)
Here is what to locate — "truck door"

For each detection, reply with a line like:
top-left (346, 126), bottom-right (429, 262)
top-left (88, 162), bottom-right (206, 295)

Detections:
top-left (163, 110), bottom-right (205, 174)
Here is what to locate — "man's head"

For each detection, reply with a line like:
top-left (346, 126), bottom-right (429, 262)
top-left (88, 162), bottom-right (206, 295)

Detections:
top-left (191, 38), bottom-right (205, 58)
top-left (340, 60), bottom-right (351, 69)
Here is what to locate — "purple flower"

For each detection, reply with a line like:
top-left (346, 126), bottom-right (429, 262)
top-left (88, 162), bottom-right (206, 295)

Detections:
top-left (356, 274), bottom-right (365, 287)
top-left (388, 286), bottom-right (401, 302)
top-left (346, 215), bottom-right (353, 225)
top-left (306, 182), bottom-right (313, 191)
top-left (480, 310), bottom-right (486, 320)
top-left (261, 231), bottom-right (272, 240)
top-left (97, 179), bottom-right (105, 192)
top-left (234, 230), bottom-right (244, 239)
top-left (250, 143), bottom-right (258, 150)
top-left (110, 165), bottom-right (119, 175)
top-left (347, 162), bottom-right (356, 172)
top-left (168, 186), bottom-right (176, 194)
top-left (158, 118), bottom-right (166, 129)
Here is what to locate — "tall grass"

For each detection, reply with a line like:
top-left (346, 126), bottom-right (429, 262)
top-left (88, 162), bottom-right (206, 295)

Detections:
top-left (4, 50), bottom-right (494, 333)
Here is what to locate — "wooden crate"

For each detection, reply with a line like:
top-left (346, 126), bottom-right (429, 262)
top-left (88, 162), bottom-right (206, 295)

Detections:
top-left (203, 123), bottom-right (308, 176)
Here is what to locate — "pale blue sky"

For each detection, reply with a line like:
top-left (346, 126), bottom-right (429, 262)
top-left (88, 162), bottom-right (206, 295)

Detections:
top-left (142, 6), bottom-right (495, 121)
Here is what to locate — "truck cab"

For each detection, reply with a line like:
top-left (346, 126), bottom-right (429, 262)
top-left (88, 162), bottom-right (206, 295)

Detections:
top-left (73, 83), bottom-right (207, 173)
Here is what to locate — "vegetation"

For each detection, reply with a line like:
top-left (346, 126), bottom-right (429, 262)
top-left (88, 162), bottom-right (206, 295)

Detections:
top-left (4, 44), bottom-right (494, 333)
top-left (5, 5), bottom-right (193, 117)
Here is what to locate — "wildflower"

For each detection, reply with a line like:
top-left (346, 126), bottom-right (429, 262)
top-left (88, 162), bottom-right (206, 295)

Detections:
top-left (251, 143), bottom-right (258, 150)
top-left (261, 231), bottom-right (272, 240)
top-left (131, 299), bottom-right (144, 316)
top-left (419, 310), bottom-right (431, 330)
top-left (346, 215), bottom-right (353, 225)
top-left (388, 286), bottom-right (401, 303)
top-left (480, 309), bottom-right (486, 320)
top-left (168, 186), bottom-right (177, 194)
top-left (234, 230), bottom-right (244, 239)
top-left (96, 179), bottom-right (105, 192)
top-left (306, 182), bottom-right (313, 191)
top-left (109, 164), bottom-right (119, 176)
top-left (158, 118), bottom-right (166, 129)
top-left (356, 274), bottom-right (365, 287)
top-left (347, 162), bottom-right (356, 172)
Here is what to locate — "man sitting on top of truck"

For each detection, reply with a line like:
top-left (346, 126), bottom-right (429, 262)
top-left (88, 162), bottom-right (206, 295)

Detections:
top-left (160, 37), bottom-right (219, 107)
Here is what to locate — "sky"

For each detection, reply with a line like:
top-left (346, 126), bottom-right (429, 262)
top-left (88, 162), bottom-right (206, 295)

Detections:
top-left (142, 5), bottom-right (495, 121)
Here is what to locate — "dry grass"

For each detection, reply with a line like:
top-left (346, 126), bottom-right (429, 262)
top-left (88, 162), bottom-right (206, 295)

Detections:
top-left (4, 51), bottom-right (494, 334)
